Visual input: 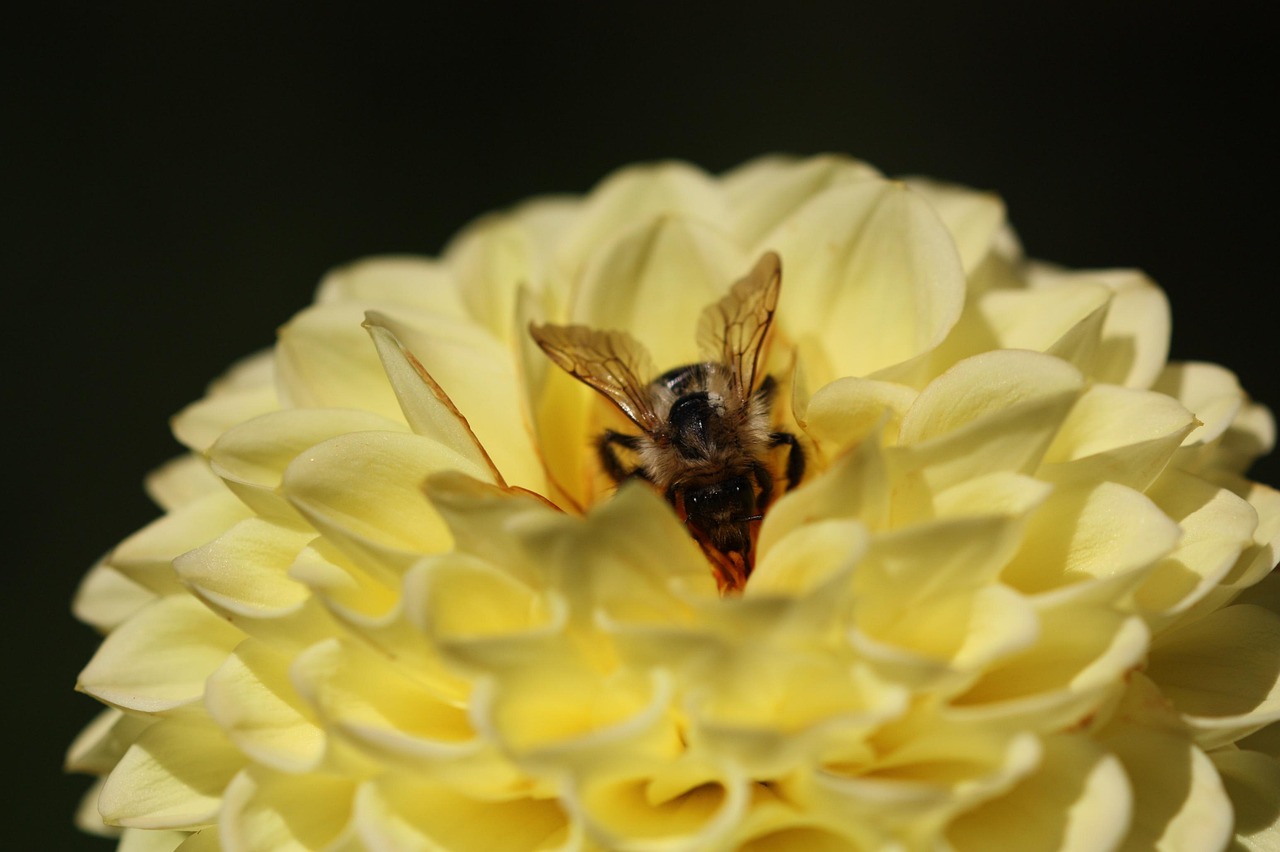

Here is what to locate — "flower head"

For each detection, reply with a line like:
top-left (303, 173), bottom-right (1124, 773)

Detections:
top-left (70, 155), bottom-right (1280, 851)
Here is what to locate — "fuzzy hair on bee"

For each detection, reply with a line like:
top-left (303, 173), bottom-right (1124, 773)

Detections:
top-left (529, 251), bottom-right (805, 593)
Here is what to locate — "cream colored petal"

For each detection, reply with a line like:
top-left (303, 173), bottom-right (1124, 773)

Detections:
top-left (370, 309), bottom-right (546, 492)
top-left (109, 490), bottom-right (254, 594)
top-left (981, 281), bottom-right (1112, 359)
top-left (274, 302), bottom-right (405, 419)
top-left (555, 160), bottom-right (728, 280)
top-left (564, 760), bottom-right (749, 852)
top-left (756, 430), bottom-right (889, 562)
top-left (1038, 384), bottom-right (1196, 491)
top-left (209, 407), bottom-right (408, 523)
top-left (474, 663), bottom-right (676, 769)
top-left (903, 177), bottom-right (1007, 275)
top-left (1146, 605), bottom-right (1280, 749)
top-left (286, 538), bottom-right (399, 624)
top-left (749, 519), bottom-right (868, 599)
top-left (892, 351), bottom-right (1083, 497)
top-left (365, 314), bottom-right (506, 485)
top-left (351, 774), bottom-right (573, 852)
top-left (281, 431), bottom-right (479, 579)
top-left (74, 778), bottom-right (119, 837)
top-left (571, 215), bottom-right (748, 370)
top-left (1210, 749), bottom-right (1280, 850)
top-left (801, 727), bottom-right (1041, 840)
top-left (1153, 361), bottom-right (1244, 448)
top-left (98, 714), bottom-right (244, 829)
top-left (290, 638), bottom-right (473, 744)
top-left (73, 559), bottom-right (156, 633)
top-left (144, 453), bottom-right (225, 512)
top-left (171, 384), bottom-right (280, 454)
top-left (1213, 401), bottom-right (1278, 476)
top-left (118, 828), bottom-right (190, 851)
top-left (173, 518), bottom-right (313, 618)
top-left (77, 595), bottom-right (242, 714)
top-left (204, 640), bottom-right (325, 773)
top-left (1184, 475), bottom-right (1280, 619)
top-left (174, 828), bottom-right (220, 851)
top-left (799, 376), bottom-right (917, 458)
top-left (1136, 469), bottom-right (1257, 619)
top-left (947, 734), bottom-right (1131, 852)
top-left (720, 153), bottom-right (882, 250)
top-left (219, 766), bottom-right (356, 852)
top-left (314, 254), bottom-right (468, 318)
top-left (443, 210), bottom-right (550, 341)
top-left (762, 178), bottom-right (966, 379)
top-left (1000, 482), bottom-right (1181, 595)
top-left (948, 607), bottom-right (1148, 733)
top-left (408, 552), bottom-right (557, 645)
top-left (1029, 265), bottom-right (1171, 390)
top-left (66, 707), bottom-right (153, 775)
top-left (1100, 724), bottom-right (1232, 852)
top-left (688, 651), bottom-right (908, 777)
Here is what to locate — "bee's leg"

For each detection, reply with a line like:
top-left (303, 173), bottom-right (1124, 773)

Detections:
top-left (769, 431), bottom-right (805, 491)
top-left (598, 430), bottom-right (648, 485)
top-left (752, 460), bottom-right (774, 510)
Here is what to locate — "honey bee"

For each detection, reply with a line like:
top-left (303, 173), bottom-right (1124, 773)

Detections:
top-left (529, 251), bottom-right (804, 593)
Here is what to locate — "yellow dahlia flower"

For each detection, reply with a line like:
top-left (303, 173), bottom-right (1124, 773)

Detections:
top-left (69, 155), bottom-right (1280, 851)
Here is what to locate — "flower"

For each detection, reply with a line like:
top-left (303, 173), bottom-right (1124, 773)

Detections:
top-left (68, 155), bottom-right (1280, 851)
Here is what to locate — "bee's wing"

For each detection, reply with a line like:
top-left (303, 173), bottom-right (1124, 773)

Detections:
top-left (529, 322), bottom-right (663, 431)
top-left (697, 251), bottom-right (782, 399)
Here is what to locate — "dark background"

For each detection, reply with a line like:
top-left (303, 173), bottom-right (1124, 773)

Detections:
top-left (7, 4), bottom-right (1275, 848)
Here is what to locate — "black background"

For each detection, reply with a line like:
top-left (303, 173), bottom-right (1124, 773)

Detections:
top-left (7, 4), bottom-right (1275, 848)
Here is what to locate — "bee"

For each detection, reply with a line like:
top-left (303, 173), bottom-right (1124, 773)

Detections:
top-left (529, 251), bottom-right (804, 593)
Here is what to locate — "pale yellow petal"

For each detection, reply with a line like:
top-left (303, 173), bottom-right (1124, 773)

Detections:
top-left (1147, 605), bottom-right (1280, 749)
top-left (571, 215), bottom-right (748, 370)
top-left (947, 734), bottom-right (1132, 852)
top-left (1213, 401), bottom-right (1277, 475)
top-left (1153, 361), bottom-right (1244, 448)
top-left (314, 254), bottom-right (468, 318)
top-left (77, 595), bottom-right (243, 714)
top-left (893, 351), bottom-right (1083, 497)
top-left (98, 714), bottom-right (244, 829)
top-left (365, 314), bottom-right (505, 485)
top-left (1136, 469), bottom-right (1257, 619)
top-left (761, 178), bottom-right (965, 380)
top-left (171, 383), bottom-right (280, 454)
top-left (799, 376), bottom-right (917, 457)
top-left (73, 559), bottom-right (156, 633)
top-left (903, 177), bottom-right (1007, 275)
top-left (109, 490), bottom-right (254, 594)
top-left (352, 774), bottom-right (572, 852)
top-left (1039, 384), bottom-right (1196, 491)
top-left (370, 309), bottom-right (546, 492)
top-left (73, 777), bottom-right (119, 837)
top-left (281, 431), bottom-right (477, 579)
top-left (555, 160), bottom-right (728, 280)
top-left (721, 153), bottom-right (882, 250)
top-left (1029, 265), bottom-right (1171, 390)
top-left (1211, 749), bottom-right (1280, 850)
top-left (219, 767), bottom-right (355, 852)
top-left (1101, 724), bottom-right (1232, 852)
top-left (1001, 481), bottom-right (1181, 595)
top-left (67, 707), bottom-right (152, 775)
top-left (118, 828), bottom-right (189, 852)
top-left (144, 453), bottom-right (224, 512)
top-left (204, 640), bottom-right (325, 773)
top-left (173, 518), bottom-right (313, 618)
top-left (274, 302), bottom-right (404, 419)
top-left (209, 407), bottom-right (408, 523)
